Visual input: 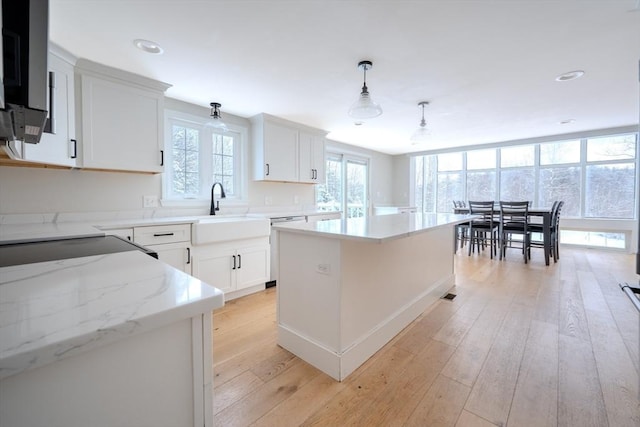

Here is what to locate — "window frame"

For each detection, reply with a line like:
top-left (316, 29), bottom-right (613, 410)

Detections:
top-left (411, 131), bottom-right (638, 221)
top-left (162, 109), bottom-right (249, 207)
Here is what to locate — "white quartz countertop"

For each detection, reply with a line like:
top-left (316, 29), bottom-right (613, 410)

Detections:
top-left (0, 222), bottom-right (105, 244)
top-left (0, 251), bottom-right (224, 379)
top-left (272, 212), bottom-right (475, 243)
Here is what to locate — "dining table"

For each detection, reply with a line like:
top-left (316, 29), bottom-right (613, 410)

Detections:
top-left (453, 206), bottom-right (554, 266)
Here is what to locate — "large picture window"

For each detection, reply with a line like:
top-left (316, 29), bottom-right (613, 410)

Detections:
top-left (412, 132), bottom-right (637, 221)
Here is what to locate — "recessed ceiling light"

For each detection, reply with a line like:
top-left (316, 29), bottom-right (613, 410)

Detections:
top-left (555, 70), bottom-right (584, 82)
top-left (559, 119), bottom-right (576, 125)
top-left (133, 39), bottom-right (163, 54)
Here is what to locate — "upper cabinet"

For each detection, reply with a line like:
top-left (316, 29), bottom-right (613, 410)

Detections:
top-left (75, 59), bottom-right (171, 173)
top-left (298, 131), bottom-right (325, 184)
top-left (21, 45), bottom-right (77, 167)
top-left (251, 113), bottom-right (326, 184)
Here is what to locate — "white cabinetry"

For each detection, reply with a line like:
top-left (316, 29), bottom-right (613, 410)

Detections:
top-left (133, 224), bottom-right (191, 273)
top-left (75, 59), bottom-right (171, 173)
top-left (22, 45), bottom-right (77, 167)
top-left (0, 313), bottom-right (213, 427)
top-left (298, 131), bottom-right (325, 184)
top-left (251, 114), bottom-right (326, 183)
top-left (192, 238), bottom-right (270, 299)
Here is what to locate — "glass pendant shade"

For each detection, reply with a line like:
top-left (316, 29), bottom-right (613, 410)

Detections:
top-left (410, 101), bottom-right (430, 144)
top-left (410, 124), bottom-right (431, 143)
top-left (206, 102), bottom-right (228, 132)
top-left (349, 90), bottom-right (383, 119)
top-left (348, 60), bottom-right (383, 120)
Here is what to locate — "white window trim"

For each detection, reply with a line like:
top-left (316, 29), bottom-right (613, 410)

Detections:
top-left (162, 109), bottom-right (249, 208)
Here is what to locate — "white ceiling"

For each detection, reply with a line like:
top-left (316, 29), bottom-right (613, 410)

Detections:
top-left (50, 0), bottom-right (640, 155)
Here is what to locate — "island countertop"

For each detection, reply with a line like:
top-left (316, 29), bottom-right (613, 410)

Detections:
top-left (0, 250), bottom-right (224, 379)
top-left (272, 212), bottom-right (475, 243)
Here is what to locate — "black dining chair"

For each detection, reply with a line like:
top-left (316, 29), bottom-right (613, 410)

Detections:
top-left (452, 201), bottom-right (470, 251)
top-left (530, 200), bottom-right (564, 263)
top-left (499, 201), bottom-right (531, 263)
top-left (468, 201), bottom-right (498, 258)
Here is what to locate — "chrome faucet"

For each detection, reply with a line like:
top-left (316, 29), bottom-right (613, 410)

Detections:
top-left (210, 182), bottom-right (226, 215)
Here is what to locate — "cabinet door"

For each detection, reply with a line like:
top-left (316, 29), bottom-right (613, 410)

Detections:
top-left (23, 53), bottom-right (77, 166)
top-left (298, 132), bottom-right (315, 183)
top-left (191, 248), bottom-right (235, 294)
top-left (150, 242), bottom-right (191, 274)
top-left (80, 75), bottom-right (163, 172)
top-left (311, 137), bottom-right (325, 184)
top-left (298, 132), bottom-right (325, 184)
top-left (235, 245), bottom-right (270, 290)
top-left (262, 121), bottom-right (298, 182)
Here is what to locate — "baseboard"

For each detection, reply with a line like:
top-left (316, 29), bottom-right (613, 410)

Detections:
top-left (277, 274), bottom-right (455, 381)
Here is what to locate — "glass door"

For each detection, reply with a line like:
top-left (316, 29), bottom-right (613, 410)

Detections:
top-left (346, 158), bottom-right (368, 218)
top-left (317, 154), bottom-right (369, 218)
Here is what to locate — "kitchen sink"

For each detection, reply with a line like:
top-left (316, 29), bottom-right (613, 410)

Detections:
top-left (192, 216), bottom-right (271, 244)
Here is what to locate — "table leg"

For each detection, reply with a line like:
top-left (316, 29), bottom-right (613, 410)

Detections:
top-left (543, 212), bottom-right (551, 266)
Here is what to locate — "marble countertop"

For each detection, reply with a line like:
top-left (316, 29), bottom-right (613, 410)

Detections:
top-left (0, 251), bottom-right (224, 379)
top-left (0, 210), bottom-right (343, 244)
top-left (0, 222), bottom-right (105, 244)
top-left (273, 212), bottom-right (475, 243)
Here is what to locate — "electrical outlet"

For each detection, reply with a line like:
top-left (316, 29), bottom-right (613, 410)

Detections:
top-left (293, 195), bottom-right (299, 205)
top-left (265, 196), bottom-right (273, 205)
top-left (143, 195), bottom-right (159, 208)
top-left (316, 263), bottom-right (331, 275)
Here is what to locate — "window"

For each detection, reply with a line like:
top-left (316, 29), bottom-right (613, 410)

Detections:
top-left (317, 153), bottom-right (369, 218)
top-left (467, 149), bottom-right (496, 202)
top-left (584, 134), bottom-right (636, 219)
top-left (538, 140), bottom-right (581, 216)
top-left (437, 152), bottom-right (463, 212)
top-left (164, 111), bottom-right (246, 203)
top-left (317, 155), bottom-right (343, 212)
top-left (411, 131), bottom-right (637, 221)
top-left (499, 145), bottom-right (534, 201)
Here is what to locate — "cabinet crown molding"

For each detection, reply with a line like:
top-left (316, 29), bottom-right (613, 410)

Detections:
top-left (75, 58), bottom-right (172, 93)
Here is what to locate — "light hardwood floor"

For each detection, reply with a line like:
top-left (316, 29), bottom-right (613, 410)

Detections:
top-left (212, 246), bottom-right (640, 426)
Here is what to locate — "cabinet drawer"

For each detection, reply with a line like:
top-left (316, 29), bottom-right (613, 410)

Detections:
top-left (134, 224), bottom-right (191, 245)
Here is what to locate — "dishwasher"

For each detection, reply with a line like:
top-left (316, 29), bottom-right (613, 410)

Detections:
top-left (267, 215), bottom-right (307, 287)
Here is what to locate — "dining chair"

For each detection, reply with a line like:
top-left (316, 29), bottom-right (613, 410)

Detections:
top-left (468, 201), bottom-right (498, 258)
top-left (452, 201), bottom-right (470, 251)
top-left (499, 201), bottom-right (531, 263)
top-left (530, 200), bottom-right (564, 262)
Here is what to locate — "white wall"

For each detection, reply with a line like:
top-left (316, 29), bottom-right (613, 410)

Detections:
top-left (0, 100), bottom-right (395, 217)
top-left (392, 154), bottom-right (411, 206)
top-left (0, 167), bottom-right (161, 215)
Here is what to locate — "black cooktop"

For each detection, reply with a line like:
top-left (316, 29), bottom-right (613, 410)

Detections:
top-left (0, 235), bottom-right (158, 267)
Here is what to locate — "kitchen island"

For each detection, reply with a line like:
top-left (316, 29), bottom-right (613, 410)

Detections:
top-left (0, 249), bottom-right (223, 427)
top-left (273, 212), bottom-right (474, 381)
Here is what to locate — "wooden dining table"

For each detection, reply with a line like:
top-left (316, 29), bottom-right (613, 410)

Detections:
top-left (453, 206), bottom-right (554, 265)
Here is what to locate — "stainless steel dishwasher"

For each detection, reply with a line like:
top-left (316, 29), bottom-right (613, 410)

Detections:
top-left (268, 215), bottom-right (307, 287)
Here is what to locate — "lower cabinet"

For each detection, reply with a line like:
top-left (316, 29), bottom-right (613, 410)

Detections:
top-left (133, 224), bottom-right (192, 273)
top-left (0, 313), bottom-right (213, 427)
top-left (191, 238), bottom-right (270, 297)
top-left (147, 241), bottom-right (191, 273)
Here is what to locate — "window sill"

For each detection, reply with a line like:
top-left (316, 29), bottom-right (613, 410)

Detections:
top-left (161, 198), bottom-right (249, 210)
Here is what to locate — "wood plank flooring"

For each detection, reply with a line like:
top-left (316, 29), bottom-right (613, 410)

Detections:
top-left (212, 247), bottom-right (640, 426)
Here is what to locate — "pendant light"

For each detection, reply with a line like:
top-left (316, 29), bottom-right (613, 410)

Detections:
top-left (410, 101), bottom-right (431, 143)
top-left (348, 60), bottom-right (383, 120)
top-left (206, 102), bottom-right (228, 132)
